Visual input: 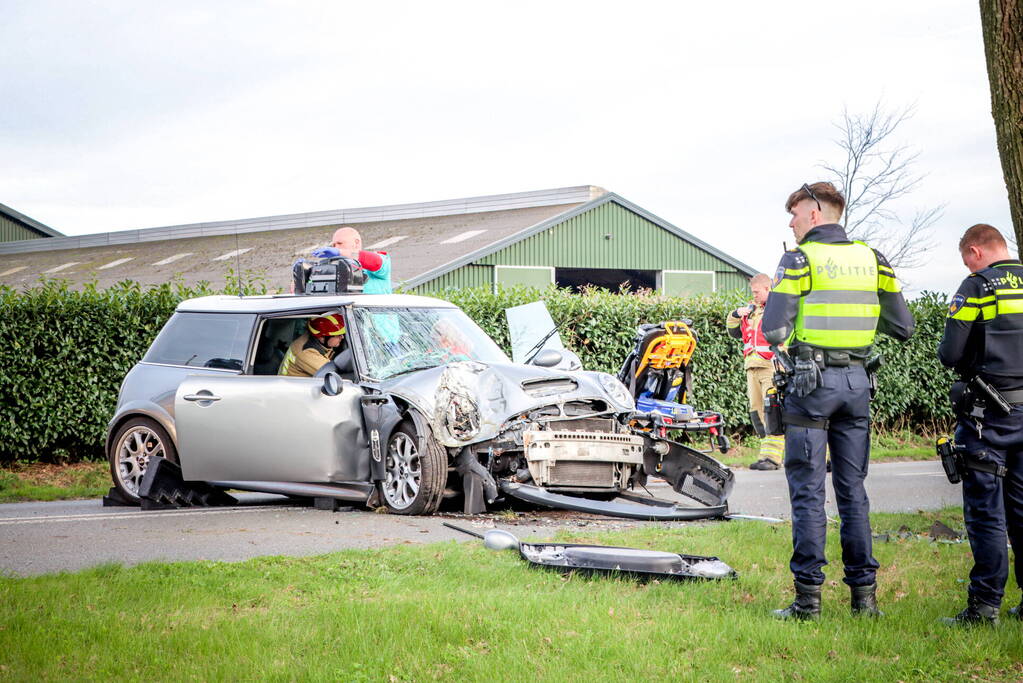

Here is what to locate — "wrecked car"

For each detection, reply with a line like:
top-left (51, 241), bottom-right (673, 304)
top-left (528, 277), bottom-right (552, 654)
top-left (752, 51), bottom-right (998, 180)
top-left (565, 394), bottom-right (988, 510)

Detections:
top-left (106, 293), bottom-right (733, 518)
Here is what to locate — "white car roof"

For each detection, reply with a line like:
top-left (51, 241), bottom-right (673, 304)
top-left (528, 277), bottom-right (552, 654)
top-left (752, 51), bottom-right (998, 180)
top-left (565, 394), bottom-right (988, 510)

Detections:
top-left (176, 293), bottom-right (458, 314)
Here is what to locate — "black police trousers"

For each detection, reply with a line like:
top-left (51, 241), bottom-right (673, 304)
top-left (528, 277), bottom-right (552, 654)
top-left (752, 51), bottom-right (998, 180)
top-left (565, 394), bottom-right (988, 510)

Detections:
top-left (954, 406), bottom-right (1023, 607)
top-left (783, 365), bottom-right (878, 587)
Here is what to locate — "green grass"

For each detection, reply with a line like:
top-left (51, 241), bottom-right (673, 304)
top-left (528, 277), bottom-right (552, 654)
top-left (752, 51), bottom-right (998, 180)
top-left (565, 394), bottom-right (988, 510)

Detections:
top-left (0, 462), bottom-right (109, 503)
top-left (1, 508), bottom-right (1020, 681)
top-left (719, 428), bottom-right (937, 468)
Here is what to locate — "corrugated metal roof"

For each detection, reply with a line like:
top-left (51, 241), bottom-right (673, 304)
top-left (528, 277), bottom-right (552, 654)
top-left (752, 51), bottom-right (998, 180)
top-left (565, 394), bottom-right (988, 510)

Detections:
top-left (0, 203), bottom-right (582, 291)
top-left (0, 186), bottom-right (603, 255)
top-left (0, 186), bottom-right (756, 292)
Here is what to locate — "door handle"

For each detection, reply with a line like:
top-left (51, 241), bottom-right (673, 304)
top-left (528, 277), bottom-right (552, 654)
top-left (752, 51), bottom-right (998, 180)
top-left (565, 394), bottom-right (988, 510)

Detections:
top-left (183, 393), bottom-right (221, 402)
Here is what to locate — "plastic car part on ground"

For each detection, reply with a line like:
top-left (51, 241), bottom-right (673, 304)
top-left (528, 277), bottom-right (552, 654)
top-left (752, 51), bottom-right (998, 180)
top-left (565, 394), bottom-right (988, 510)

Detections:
top-left (444, 523), bottom-right (737, 580)
top-left (499, 481), bottom-right (727, 521)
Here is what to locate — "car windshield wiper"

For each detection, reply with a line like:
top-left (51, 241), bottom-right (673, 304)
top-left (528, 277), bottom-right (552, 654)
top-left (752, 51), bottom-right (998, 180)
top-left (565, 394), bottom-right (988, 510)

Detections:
top-left (383, 361), bottom-right (443, 379)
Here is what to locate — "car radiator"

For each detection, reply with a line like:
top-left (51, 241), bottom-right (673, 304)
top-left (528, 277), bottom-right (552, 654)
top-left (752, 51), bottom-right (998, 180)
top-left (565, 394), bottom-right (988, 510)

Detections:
top-left (523, 430), bottom-right (644, 490)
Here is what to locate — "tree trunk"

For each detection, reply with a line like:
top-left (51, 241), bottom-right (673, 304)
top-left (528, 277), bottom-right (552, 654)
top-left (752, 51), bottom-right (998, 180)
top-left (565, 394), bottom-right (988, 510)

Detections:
top-left (979, 0), bottom-right (1023, 257)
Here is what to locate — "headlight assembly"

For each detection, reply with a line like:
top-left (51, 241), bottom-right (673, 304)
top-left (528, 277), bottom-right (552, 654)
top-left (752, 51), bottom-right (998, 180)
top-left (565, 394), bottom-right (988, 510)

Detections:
top-left (444, 392), bottom-right (481, 441)
top-left (598, 373), bottom-right (635, 410)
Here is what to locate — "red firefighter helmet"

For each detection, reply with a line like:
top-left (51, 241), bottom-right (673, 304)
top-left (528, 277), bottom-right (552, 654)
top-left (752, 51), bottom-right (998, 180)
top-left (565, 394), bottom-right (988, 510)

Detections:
top-left (308, 314), bottom-right (346, 339)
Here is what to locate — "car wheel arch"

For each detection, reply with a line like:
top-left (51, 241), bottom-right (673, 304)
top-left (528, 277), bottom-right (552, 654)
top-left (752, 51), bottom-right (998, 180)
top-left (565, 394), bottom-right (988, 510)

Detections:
top-left (106, 406), bottom-right (177, 457)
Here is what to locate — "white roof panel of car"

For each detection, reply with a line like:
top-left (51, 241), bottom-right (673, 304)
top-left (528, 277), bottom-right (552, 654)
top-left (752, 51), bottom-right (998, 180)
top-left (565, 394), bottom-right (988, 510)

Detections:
top-left (176, 293), bottom-right (458, 314)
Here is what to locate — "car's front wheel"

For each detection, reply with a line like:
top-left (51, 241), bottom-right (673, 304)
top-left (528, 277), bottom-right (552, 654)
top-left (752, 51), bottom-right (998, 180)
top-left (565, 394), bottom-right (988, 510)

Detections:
top-left (108, 417), bottom-right (177, 504)
top-left (379, 421), bottom-right (446, 515)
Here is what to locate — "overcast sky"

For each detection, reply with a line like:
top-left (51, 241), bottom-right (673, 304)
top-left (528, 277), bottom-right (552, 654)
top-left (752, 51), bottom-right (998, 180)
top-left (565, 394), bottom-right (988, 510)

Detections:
top-left (0, 1), bottom-right (1011, 295)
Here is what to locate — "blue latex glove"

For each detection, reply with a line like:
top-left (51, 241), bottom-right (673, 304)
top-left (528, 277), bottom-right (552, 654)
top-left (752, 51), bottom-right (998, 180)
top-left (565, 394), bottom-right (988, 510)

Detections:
top-left (311, 246), bottom-right (341, 259)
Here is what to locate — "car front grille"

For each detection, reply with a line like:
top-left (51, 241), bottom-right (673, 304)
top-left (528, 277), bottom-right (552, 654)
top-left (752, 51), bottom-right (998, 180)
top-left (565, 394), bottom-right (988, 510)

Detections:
top-left (546, 461), bottom-right (615, 487)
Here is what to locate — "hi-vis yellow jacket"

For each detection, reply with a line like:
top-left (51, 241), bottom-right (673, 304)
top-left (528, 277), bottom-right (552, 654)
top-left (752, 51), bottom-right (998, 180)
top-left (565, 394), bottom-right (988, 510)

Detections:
top-left (762, 224), bottom-right (914, 351)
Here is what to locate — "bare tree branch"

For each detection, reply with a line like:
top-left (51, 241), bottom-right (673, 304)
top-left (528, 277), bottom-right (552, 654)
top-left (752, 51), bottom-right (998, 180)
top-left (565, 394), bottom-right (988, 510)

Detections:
top-left (818, 101), bottom-right (942, 270)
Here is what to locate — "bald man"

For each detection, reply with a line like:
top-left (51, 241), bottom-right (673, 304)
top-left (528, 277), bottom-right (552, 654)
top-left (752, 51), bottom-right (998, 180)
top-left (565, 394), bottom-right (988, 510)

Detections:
top-left (331, 227), bottom-right (393, 294)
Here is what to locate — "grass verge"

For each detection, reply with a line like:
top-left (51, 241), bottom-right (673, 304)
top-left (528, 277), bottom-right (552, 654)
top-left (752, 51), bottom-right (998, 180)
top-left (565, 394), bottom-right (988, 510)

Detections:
top-left (1, 508), bottom-right (1019, 681)
top-left (0, 461), bottom-right (109, 504)
top-left (720, 428), bottom-right (937, 468)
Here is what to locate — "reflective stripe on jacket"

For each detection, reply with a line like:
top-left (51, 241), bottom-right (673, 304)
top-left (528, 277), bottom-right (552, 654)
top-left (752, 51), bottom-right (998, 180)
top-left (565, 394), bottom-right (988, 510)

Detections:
top-left (774, 240), bottom-right (882, 348)
top-left (763, 224), bottom-right (913, 351)
top-left (939, 260), bottom-right (1023, 386)
top-left (278, 333), bottom-right (334, 377)
top-left (741, 309), bottom-right (773, 360)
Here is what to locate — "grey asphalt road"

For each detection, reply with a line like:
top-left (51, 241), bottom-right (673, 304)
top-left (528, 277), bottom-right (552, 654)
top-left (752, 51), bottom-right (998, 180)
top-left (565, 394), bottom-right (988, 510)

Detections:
top-left (0, 460), bottom-right (959, 577)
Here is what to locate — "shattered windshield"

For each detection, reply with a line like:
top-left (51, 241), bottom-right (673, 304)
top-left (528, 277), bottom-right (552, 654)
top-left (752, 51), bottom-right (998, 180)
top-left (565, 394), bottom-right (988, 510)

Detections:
top-left (353, 306), bottom-right (510, 380)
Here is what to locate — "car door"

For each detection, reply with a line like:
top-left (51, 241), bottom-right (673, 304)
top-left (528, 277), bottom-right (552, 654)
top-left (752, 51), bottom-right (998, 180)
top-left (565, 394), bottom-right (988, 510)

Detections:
top-left (175, 374), bottom-right (368, 483)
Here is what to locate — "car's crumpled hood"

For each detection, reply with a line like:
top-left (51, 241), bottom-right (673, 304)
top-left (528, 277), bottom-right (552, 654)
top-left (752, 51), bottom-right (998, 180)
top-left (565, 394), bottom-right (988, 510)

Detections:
top-left (379, 361), bottom-right (630, 447)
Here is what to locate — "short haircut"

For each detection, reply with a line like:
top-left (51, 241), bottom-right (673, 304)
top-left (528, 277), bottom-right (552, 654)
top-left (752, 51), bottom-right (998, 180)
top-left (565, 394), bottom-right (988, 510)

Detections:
top-left (750, 273), bottom-right (772, 288)
top-left (785, 181), bottom-right (846, 217)
top-left (958, 223), bottom-right (1007, 252)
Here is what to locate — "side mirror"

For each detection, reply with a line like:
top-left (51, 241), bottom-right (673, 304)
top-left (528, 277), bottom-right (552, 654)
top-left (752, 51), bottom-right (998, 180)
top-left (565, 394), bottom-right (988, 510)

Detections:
top-left (531, 349), bottom-right (563, 368)
top-left (322, 372), bottom-right (343, 396)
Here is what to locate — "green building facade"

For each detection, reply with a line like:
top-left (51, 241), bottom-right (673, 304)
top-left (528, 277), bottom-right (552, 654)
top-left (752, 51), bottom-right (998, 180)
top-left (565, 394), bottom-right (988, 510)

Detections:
top-left (407, 194), bottom-right (754, 295)
top-left (0, 203), bottom-right (62, 243)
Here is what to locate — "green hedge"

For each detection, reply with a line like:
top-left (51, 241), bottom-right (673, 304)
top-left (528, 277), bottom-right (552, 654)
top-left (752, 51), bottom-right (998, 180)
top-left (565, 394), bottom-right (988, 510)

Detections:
top-left (0, 279), bottom-right (955, 464)
top-left (445, 286), bottom-right (956, 433)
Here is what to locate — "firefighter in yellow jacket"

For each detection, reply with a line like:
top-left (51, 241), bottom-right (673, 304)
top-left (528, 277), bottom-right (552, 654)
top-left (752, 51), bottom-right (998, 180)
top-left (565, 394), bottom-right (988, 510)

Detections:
top-left (727, 273), bottom-right (786, 469)
top-left (278, 314), bottom-right (346, 377)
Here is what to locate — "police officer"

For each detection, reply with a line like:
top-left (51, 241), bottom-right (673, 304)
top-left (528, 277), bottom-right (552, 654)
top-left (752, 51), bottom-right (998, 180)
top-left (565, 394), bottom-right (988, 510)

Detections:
top-left (937, 223), bottom-right (1023, 625)
top-left (763, 182), bottom-right (914, 620)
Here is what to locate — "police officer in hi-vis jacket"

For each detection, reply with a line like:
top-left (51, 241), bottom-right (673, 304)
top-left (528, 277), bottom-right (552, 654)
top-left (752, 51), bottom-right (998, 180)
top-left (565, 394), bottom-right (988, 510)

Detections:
top-left (762, 182), bottom-right (914, 620)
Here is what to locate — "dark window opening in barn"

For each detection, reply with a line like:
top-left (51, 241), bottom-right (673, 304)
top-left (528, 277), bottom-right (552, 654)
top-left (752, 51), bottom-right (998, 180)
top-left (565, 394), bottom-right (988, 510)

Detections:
top-left (555, 268), bottom-right (657, 293)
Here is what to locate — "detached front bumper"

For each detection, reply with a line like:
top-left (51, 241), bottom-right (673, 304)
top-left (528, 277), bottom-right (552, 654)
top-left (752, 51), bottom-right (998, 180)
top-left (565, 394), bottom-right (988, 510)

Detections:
top-left (499, 481), bottom-right (727, 521)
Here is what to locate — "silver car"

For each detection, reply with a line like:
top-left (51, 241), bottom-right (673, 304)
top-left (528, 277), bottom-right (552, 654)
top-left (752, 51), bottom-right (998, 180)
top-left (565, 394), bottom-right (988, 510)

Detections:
top-left (106, 293), bottom-right (733, 518)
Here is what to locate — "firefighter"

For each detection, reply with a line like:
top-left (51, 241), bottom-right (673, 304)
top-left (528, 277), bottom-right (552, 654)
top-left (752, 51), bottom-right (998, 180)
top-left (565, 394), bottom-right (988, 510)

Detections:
top-left (937, 223), bottom-right (1023, 625)
top-left (726, 273), bottom-right (785, 470)
top-left (762, 181), bottom-right (914, 620)
top-left (278, 314), bottom-right (347, 377)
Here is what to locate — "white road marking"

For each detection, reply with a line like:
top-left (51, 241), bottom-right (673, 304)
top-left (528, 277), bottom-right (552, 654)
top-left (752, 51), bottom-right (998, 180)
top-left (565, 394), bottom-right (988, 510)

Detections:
top-left (97, 257), bottom-right (134, 270)
top-left (0, 506), bottom-right (292, 526)
top-left (440, 230), bottom-right (486, 244)
top-left (213, 248), bottom-right (252, 261)
top-left (0, 266), bottom-right (27, 276)
top-left (153, 252), bottom-right (192, 266)
top-left (368, 235), bottom-right (407, 249)
top-left (43, 262), bottom-right (80, 273)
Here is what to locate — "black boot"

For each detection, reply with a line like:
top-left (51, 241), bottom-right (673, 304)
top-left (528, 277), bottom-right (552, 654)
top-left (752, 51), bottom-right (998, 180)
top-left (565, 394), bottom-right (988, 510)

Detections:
top-left (1007, 599), bottom-right (1023, 620)
top-left (772, 580), bottom-right (821, 620)
top-left (940, 596), bottom-right (999, 626)
top-left (850, 583), bottom-right (883, 617)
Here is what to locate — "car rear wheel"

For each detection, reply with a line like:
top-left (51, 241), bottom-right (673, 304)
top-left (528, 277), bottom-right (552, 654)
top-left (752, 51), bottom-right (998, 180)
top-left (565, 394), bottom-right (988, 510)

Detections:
top-left (379, 421), bottom-right (445, 515)
top-left (108, 417), bottom-right (177, 504)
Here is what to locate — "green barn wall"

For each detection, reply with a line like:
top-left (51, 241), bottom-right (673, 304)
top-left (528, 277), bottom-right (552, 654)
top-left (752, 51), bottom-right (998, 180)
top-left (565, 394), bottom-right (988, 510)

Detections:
top-left (0, 214), bottom-right (45, 243)
top-left (414, 201), bottom-right (751, 294)
top-left (410, 264), bottom-right (493, 293)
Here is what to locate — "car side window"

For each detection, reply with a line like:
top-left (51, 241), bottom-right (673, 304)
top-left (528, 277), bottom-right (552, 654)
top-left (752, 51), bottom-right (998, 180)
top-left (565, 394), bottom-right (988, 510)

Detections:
top-left (252, 317), bottom-right (305, 375)
top-left (144, 312), bottom-right (254, 370)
